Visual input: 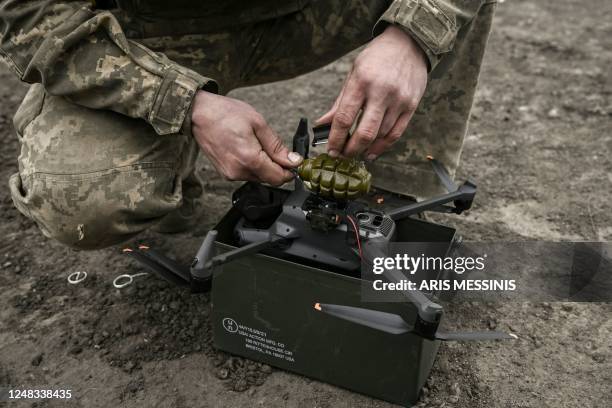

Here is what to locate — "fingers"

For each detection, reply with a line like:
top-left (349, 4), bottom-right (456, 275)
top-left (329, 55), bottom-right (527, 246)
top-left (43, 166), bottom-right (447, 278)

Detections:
top-left (342, 103), bottom-right (385, 157)
top-left (251, 150), bottom-right (295, 186)
top-left (316, 90), bottom-right (342, 125)
top-left (326, 80), bottom-right (364, 157)
top-left (253, 116), bottom-right (303, 168)
top-left (316, 72), bottom-right (350, 125)
top-left (316, 104), bottom-right (337, 126)
top-left (378, 107), bottom-right (401, 140)
top-left (365, 111), bottom-right (413, 159)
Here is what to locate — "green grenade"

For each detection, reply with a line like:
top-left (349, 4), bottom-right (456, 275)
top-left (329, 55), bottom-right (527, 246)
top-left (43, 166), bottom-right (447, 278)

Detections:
top-left (297, 153), bottom-right (372, 200)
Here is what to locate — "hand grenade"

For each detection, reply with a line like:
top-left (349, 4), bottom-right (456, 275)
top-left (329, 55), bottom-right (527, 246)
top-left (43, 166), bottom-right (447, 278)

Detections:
top-left (297, 153), bottom-right (372, 200)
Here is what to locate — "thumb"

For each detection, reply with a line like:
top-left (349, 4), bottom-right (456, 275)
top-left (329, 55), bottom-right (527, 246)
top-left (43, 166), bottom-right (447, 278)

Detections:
top-left (317, 69), bottom-right (352, 125)
top-left (316, 107), bottom-right (335, 125)
top-left (256, 124), bottom-right (303, 168)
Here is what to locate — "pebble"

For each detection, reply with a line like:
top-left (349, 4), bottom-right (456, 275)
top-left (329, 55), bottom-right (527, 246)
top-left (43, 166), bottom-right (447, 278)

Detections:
top-left (216, 368), bottom-right (229, 380)
top-left (547, 107), bottom-right (560, 118)
top-left (450, 382), bottom-right (461, 396)
top-left (69, 346), bottom-right (83, 355)
top-left (31, 353), bottom-right (43, 366)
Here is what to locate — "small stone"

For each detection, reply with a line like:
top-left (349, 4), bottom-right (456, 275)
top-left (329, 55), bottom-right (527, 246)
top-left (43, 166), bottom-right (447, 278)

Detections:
top-left (216, 368), bottom-right (229, 380)
top-left (561, 304), bottom-right (573, 312)
top-left (437, 359), bottom-right (451, 374)
top-left (450, 382), bottom-right (461, 396)
top-left (31, 353), bottom-right (43, 366)
top-left (69, 346), bottom-right (83, 355)
top-left (261, 364), bottom-right (272, 374)
top-left (547, 108), bottom-right (560, 118)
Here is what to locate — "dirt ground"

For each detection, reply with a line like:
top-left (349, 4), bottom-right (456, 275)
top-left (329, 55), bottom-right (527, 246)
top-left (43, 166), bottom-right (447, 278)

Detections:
top-left (0, 0), bottom-right (611, 407)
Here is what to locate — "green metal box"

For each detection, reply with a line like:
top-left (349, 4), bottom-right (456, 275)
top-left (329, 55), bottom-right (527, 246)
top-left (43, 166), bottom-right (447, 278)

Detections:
top-left (211, 203), bottom-right (456, 406)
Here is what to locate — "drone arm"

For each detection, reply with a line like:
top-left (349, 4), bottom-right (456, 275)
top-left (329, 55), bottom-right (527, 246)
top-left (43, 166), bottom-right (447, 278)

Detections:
top-left (387, 181), bottom-right (476, 221)
top-left (362, 240), bottom-right (443, 327)
top-left (191, 230), bottom-right (219, 279)
top-left (383, 267), bottom-right (443, 323)
top-left (192, 230), bottom-right (287, 276)
top-left (209, 235), bottom-right (285, 267)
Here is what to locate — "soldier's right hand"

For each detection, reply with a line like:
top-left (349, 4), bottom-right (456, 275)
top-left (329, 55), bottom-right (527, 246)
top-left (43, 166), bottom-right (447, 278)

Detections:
top-left (191, 91), bottom-right (303, 186)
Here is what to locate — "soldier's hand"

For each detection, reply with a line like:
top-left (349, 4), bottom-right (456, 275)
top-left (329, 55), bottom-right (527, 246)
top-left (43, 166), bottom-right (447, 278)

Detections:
top-left (191, 91), bottom-right (303, 186)
top-left (317, 25), bottom-right (428, 161)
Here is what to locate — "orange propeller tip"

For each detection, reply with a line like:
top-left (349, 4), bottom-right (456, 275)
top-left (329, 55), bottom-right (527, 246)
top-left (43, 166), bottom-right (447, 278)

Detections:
top-left (426, 155), bottom-right (434, 160)
top-left (122, 248), bottom-right (133, 253)
top-left (314, 303), bottom-right (322, 311)
top-left (138, 244), bottom-right (150, 250)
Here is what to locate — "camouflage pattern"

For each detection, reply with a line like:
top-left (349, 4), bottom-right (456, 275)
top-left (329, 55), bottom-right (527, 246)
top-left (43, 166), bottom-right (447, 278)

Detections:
top-left (0, 0), bottom-right (496, 249)
top-left (368, 1), bottom-right (497, 198)
top-left (9, 84), bottom-right (202, 249)
top-left (298, 154), bottom-right (372, 200)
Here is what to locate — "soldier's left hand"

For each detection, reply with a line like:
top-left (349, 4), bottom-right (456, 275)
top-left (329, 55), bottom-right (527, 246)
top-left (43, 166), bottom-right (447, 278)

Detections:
top-left (317, 25), bottom-right (428, 161)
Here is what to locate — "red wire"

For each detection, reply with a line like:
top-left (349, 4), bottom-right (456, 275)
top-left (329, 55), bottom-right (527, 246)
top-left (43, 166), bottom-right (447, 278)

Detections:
top-left (345, 215), bottom-right (362, 259)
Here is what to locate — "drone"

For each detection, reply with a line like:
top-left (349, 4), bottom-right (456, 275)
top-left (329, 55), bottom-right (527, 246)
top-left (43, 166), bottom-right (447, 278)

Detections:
top-left (124, 118), bottom-right (515, 343)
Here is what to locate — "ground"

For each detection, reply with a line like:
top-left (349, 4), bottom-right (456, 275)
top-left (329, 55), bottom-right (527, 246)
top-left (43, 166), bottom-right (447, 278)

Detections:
top-left (0, 0), bottom-right (611, 407)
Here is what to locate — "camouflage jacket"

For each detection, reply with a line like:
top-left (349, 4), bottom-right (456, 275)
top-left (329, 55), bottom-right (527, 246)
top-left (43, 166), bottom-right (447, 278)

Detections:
top-left (0, 0), bottom-right (493, 136)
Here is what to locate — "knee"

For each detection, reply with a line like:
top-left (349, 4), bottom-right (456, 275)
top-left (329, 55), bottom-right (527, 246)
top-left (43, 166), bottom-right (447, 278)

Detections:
top-left (9, 168), bottom-right (182, 250)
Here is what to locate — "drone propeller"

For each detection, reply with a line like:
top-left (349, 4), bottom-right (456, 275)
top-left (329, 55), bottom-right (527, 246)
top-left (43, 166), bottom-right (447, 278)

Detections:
top-left (314, 303), bottom-right (517, 341)
top-left (122, 246), bottom-right (190, 287)
top-left (314, 303), bottom-right (411, 334)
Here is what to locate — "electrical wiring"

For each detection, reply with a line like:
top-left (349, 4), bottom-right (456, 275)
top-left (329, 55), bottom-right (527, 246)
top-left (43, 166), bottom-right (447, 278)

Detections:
top-left (345, 214), bottom-right (362, 259)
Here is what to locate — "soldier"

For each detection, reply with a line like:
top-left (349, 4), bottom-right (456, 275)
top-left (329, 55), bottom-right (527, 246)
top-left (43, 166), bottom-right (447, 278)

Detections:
top-left (0, 0), bottom-right (496, 249)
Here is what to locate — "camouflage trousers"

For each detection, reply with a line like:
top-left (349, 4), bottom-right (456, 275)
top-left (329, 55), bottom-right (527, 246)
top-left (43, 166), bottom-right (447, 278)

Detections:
top-left (9, 1), bottom-right (495, 250)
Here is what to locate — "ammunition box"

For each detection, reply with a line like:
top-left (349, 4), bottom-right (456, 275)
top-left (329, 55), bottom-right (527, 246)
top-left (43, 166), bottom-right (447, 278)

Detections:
top-left (211, 187), bottom-right (457, 407)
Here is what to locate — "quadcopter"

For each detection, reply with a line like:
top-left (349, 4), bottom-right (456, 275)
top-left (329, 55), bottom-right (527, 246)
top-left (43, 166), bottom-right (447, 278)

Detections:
top-left (124, 118), bottom-right (515, 343)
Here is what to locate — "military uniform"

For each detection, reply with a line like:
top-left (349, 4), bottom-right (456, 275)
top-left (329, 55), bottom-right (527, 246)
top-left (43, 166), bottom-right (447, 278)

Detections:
top-left (0, 0), bottom-right (496, 249)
